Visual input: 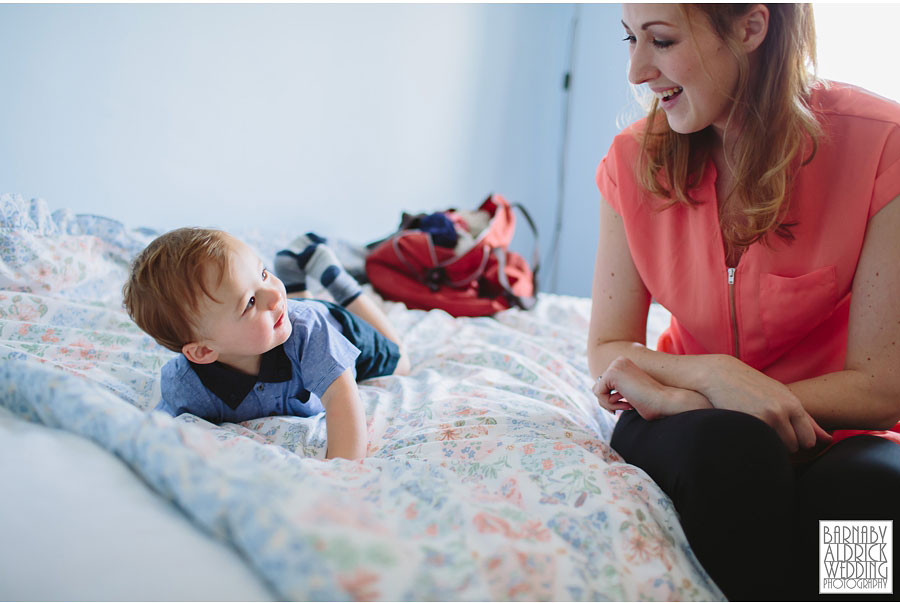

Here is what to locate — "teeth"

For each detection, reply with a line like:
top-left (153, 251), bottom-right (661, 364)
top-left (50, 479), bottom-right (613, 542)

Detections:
top-left (657, 86), bottom-right (683, 101)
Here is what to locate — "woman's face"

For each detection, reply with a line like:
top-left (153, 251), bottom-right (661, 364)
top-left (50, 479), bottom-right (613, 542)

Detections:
top-left (622, 4), bottom-right (741, 137)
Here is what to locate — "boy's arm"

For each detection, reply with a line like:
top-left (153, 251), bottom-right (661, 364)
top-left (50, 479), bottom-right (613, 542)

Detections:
top-left (319, 367), bottom-right (368, 460)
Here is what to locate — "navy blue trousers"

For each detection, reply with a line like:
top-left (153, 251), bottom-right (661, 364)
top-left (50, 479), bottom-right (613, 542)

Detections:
top-left (611, 409), bottom-right (900, 601)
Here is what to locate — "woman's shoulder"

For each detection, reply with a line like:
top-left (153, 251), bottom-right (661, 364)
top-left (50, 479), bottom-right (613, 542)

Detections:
top-left (597, 118), bottom-right (653, 211)
top-left (811, 80), bottom-right (900, 127)
top-left (598, 118), bottom-right (649, 185)
top-left (809, 81), bottom-right (900, 219)
top-left (607, 117), bottom-right (648, 155)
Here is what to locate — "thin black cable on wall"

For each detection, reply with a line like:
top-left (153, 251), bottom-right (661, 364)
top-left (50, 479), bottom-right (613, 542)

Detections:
top-left (547, 3), bottom-right (579, 293)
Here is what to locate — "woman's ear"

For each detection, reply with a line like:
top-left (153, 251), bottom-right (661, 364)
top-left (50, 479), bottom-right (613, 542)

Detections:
top-left (182, 341), bottom-right (218, 364)
top-left (739, 4), bottom-right (769, 53)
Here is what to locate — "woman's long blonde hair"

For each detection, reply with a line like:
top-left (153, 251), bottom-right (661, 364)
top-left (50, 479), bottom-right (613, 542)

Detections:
top-left (637, 3), bottom-right (821, 250)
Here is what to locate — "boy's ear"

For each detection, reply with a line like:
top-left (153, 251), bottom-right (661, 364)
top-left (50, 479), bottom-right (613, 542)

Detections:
top-left (182, 341), bottom-right (218, 364)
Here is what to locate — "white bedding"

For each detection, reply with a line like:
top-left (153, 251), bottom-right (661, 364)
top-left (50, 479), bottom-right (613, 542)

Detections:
top-left (0, 406), bottom-right (276, 601)
top-left (0, 194), bottom-right (721, 601)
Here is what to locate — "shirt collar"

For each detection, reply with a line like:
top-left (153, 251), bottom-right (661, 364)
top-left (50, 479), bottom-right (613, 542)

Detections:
top-left (189, 344), bottom-right (293, 410)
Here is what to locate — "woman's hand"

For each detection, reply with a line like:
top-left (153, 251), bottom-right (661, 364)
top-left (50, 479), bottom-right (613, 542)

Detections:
top-left (593, 356), bottom-right (710, 420)
top-left (700, 355), bottom-right (831, 452)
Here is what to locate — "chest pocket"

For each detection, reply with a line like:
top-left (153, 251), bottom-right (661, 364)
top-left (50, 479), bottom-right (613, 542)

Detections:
top-left (759, 265), bottom-right (839, 360)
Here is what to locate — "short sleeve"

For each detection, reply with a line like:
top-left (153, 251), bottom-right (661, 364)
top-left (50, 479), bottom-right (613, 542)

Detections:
top-left (596, 122), bottom-right (644, 217)
top-left (872, 123), bottom-right (900, 218)
top-left (154, 397), bottom-right (176, 416)
top-left (295, 306), bottom-right (360, 399)
top-left (157, 356), bottom-right (223, 422)
top-left (596, 150), bottom-right (623, 215)
top-left (154, 394), bottom-right (220, 422)
top-left (157, 356), bottom-right (185, 417)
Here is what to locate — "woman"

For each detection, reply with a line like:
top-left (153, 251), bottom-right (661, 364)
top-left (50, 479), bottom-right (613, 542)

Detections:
top-left (589, 4), bottom-right (900, 600)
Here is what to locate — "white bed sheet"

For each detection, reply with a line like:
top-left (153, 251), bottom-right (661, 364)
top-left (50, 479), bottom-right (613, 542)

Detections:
top-left (0, 407), bottom-right (276, 601)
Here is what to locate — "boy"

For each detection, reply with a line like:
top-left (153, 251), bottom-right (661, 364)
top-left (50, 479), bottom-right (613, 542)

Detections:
top-left (123, 228), bottom-right (409, 460)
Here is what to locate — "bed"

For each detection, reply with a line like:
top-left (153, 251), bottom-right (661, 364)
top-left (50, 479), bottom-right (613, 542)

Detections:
top-left (0, 193), bottom-right (724, 601)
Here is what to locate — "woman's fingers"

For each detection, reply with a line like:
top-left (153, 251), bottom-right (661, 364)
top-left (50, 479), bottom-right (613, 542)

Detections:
top-left (592, 379), bottom-right (633, 413)
top-left (813, 419), bottom-right (833, 444)
top-left (704, 356), bottom-right (828, 452)
top-left (784, 403), bottom-right (835, 451)
top-left (773, 415), bottom-right (801, 453)
top-left (789, 408), bottom-right (816, 451)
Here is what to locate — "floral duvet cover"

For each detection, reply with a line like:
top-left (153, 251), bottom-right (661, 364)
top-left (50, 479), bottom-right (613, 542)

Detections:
top-left (0, 194), bottom-right (723, 601)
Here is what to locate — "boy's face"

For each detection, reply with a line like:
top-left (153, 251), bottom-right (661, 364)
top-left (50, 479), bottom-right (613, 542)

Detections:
top-left (185, 237), bottom-right (292, 373)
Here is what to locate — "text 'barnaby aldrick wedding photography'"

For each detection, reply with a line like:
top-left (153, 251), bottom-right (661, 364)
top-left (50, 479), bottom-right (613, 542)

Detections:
top-left (820, 520), bottom-right (893, 594)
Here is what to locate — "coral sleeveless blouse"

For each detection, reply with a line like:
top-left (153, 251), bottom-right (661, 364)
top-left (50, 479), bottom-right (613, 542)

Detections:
top-left (596, 82), bottom-right (900, 442)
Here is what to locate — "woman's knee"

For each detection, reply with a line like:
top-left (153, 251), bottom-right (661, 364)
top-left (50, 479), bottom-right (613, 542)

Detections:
top-left (675, 410), bottom-right (792, 496)
top-left (611, 408), bottom-right (793, 501)
top-left (798, 435), bottom-right (900, 519)
top-left (614, 408), bottom-right (788, 469)
top-left (686, 409), bottom-right (788, 464)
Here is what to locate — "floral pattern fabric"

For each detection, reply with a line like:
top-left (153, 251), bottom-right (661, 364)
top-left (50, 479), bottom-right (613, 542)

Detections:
top-left (0, 194), bottom-right (723, 601)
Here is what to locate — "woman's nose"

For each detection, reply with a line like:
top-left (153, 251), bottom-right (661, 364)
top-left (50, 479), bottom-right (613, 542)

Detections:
top-left (627, 43), bottom-right (658, 85)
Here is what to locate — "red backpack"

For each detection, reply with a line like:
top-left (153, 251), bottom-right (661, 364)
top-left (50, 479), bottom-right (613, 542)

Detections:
top-left (365, 194), bottom-right (539, 317)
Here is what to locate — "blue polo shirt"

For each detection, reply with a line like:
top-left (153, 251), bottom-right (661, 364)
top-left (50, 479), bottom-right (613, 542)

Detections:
top-left (155, 299), bottom-right (361, 423)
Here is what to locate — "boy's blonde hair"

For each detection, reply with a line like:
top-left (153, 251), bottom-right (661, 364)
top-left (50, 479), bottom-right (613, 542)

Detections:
top-left (123, 227), bottom-right (232, 352)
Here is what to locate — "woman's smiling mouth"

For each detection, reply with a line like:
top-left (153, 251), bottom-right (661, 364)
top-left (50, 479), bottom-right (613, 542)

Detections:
top-left (657, 86), bottom-right (684, 103)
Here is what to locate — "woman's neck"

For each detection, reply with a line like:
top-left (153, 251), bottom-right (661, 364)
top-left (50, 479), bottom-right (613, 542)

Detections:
top-left (710, 135), bottom-right (748, 268)
top-left (711, 141), bottom-right (736, 204)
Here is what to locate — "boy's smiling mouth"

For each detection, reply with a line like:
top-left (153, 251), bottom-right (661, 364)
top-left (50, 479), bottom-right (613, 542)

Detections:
top-left (274, 310), bottom-right (285, 329)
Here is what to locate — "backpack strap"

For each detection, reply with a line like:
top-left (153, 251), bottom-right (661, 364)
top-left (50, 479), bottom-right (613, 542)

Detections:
top-left (390, 231), bottom-right (444, 291)
top-left (446, 245), bottom-right (491, 288)
top-left (492, 247), bottom-right (536, 311)
top-left (510, 202), bottom-right (540, 295)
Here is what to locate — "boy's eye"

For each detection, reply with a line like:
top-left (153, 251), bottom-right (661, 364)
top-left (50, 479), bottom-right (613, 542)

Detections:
top-left (262, 268), bottom-right (268, 281)
top-left (245, 296), bottom-right (256, 311)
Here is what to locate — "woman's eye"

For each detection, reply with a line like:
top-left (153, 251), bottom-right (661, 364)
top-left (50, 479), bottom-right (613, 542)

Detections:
top-left (623, 33), bottom-right (674, 50)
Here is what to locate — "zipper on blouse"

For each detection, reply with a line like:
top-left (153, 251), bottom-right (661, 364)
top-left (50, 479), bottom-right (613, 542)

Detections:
top-left (728, 267), bottom-right (740, 358)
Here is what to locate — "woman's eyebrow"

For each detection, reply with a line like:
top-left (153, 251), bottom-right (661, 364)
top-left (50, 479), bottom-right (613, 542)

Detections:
top-left (622, 19), bottom-right (676, 31)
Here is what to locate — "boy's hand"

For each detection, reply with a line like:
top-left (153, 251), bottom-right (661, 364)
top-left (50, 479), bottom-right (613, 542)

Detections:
top-left (320, 368), bottom-right (368, 460)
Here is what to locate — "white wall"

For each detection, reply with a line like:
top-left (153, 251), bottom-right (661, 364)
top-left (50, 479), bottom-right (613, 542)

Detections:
top-left (814, 3), bottom-right (900, 103)
top-left (551, 4), bottom-right (640, 297)
top-left (0, 3), bottom-right (637, 297)
top-left (0, 4), bottom-right (567, 280)
top-left (3, 3), bottom-right (894, 298)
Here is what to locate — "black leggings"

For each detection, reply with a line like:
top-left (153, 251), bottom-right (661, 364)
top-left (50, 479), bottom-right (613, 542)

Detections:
top-left (611, 409), bottom-right (900, 601)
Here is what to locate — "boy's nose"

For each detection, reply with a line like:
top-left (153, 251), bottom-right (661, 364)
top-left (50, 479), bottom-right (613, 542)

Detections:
top-left (265, 288), bottom-right (281, 310)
